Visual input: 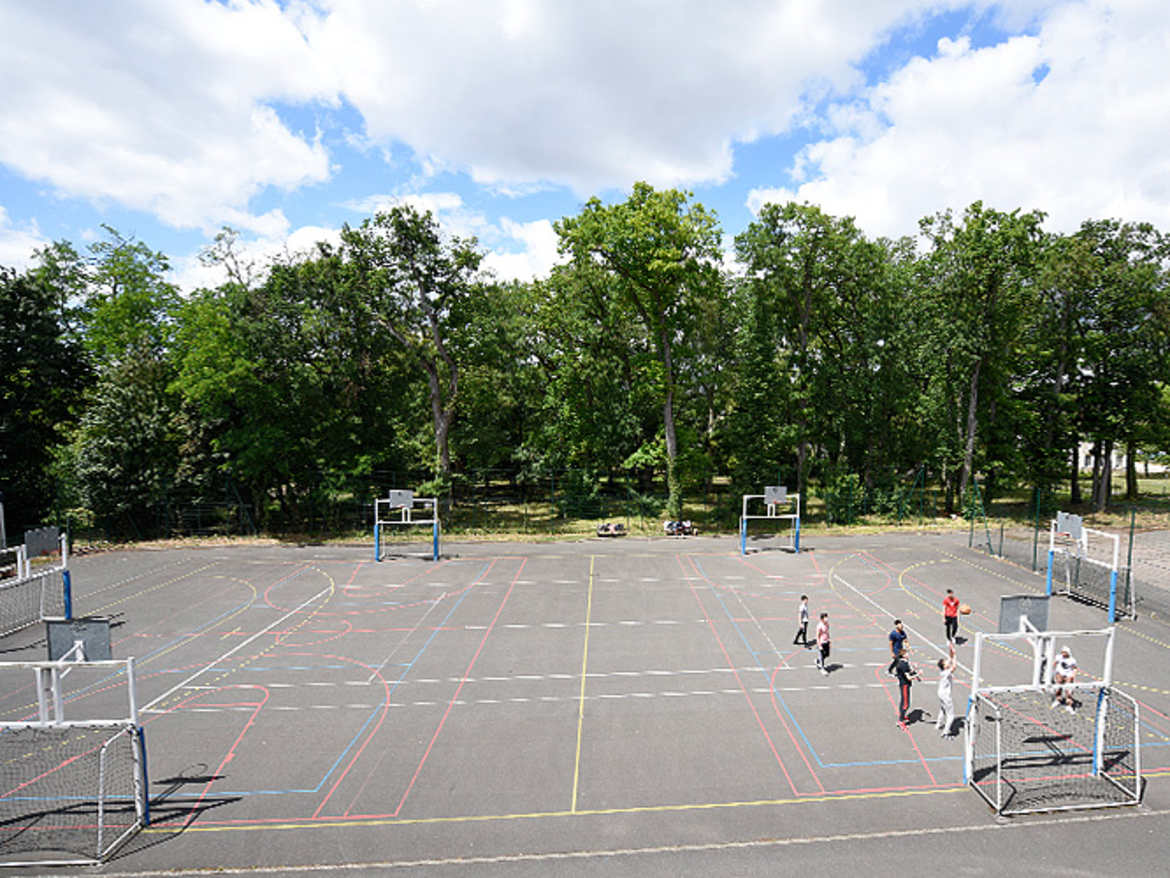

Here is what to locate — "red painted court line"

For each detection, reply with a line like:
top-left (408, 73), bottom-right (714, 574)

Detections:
top-left (392, 558), bottom-right (526, 817)
top-left (305, 652), bottom-right (396, 819)
top-left (686, 553), bottom-right (829, 794)
top-left (175, 686), bottom-right (270, 828)
top-left (680, 554), bottom-right (804, 797)
top-left (874, 666), bottom-right (938, 784)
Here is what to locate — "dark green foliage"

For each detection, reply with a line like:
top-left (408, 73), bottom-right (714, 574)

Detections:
top-left (6, 197), bottom-right (1170, 539)
top-left (0, 264), bottom-right (91, 533)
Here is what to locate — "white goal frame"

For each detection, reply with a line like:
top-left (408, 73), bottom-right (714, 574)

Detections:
top-left (0, 657), bottom-right (150, 866)
top-left (963, 624), bottom-right (1140, 815)
top-left (1046, 515), bottom-right (1128, 621)
top-left (374, 491), bottom-right (441, 562)
top-left (739, 487), bottom-right (801, 555)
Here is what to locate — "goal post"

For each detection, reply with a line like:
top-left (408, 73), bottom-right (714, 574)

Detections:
top-left (740, 487), bottom-right (800, 555)
top-left (0, 657), bottom-right (150, 866)
top-left (374, 491), bottom-right (441, 562)
top-left (963, 624), bottom-right (1140, 815)
top-left (1, 530), bottom-right (72, 638)
top-left (1046, 513), bottom-right (1130, 621)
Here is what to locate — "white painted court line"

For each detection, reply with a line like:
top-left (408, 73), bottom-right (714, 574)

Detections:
top-left (141, 582), bottom-right (336, 713)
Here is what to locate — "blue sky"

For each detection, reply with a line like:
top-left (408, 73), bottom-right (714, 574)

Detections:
top-left (1, 1), bottom-right (1168, 290)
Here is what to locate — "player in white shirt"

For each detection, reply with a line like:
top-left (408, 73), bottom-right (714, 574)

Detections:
top-left (1052, 646), bottom-right (1078, 713)
top-left (936, 640), bottom-right (958, 738)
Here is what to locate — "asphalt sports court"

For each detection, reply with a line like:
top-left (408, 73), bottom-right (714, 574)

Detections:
top-left (4, 531), bottom-right (1170, 875)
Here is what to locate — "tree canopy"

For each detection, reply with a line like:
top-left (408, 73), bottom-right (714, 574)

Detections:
top-left (3, 186), bottom-right (1168, 538)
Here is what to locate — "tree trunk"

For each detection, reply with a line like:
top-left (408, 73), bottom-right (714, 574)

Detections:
top-left (423, 359), bottom-right (454, 477)
top-left (1069, 444), bottom-right (1082, 506)
top-left (661, 326), bottom-right (681, 519)
top-left (1097, 438), bottom-right (1114, 512)
top-left (959, 360), bottom-right (982, 505)
top-left (1090, 440), bottom-right (1104, 511)
top-left (1126, 438), bottom-right (1139, 500)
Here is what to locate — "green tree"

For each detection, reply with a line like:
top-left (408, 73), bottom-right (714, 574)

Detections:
top-left (519, 262), bottom-right (654, 475)
top-left (1066, 220), bottom-right (1170, 508)
top-left (917, 202), bottom-right (1046, 511)
top-left (82, 227), bottom-right (179, 366)
top-left (340, 207), bottom-right (486, 482)
top-left (0, 261), bottom-right (91, 533)
top-left (556, 183), bottom-right (723, 518)
top-left (172, 245), bottom-right (416, 529)
top-left (734, 203), bottom-right (914, 497)
top-left (68, 228), bottom-right (183, 531)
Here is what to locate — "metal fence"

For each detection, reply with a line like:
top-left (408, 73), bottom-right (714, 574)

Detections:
top-left (964, 502), bottom-right (1170, 621)
top-left (65, 469), bottom-right (733, 544)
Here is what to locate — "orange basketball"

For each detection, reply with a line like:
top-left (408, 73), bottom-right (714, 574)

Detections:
top-left (959, 603), bottom-right (972, 615)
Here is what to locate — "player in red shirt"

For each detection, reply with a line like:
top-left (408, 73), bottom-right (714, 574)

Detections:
top-left (943, 589), bottom-right (960, 643)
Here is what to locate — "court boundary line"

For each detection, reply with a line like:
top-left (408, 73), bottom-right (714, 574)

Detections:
top-left (141, 568), bottom-right (331, 713)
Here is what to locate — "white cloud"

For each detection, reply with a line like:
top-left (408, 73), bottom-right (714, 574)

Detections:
top-left (0, 208), bottom-right (49, 269)
top-left (483, 218), bottom-right (562, 281)
top-left (311, 0), bottom-right (947, 194)
top-left (748, 0), bottom-right (1170, 237)
top-left (0, 0), bottom-right (337, 233)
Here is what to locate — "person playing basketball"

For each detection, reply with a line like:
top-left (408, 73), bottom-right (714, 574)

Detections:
top-left (936, 640), bottom-right (958, 737)
top-left (894, 647), bottom-right (921, 728)
top-left (943, 589), bottom-right (960, 643)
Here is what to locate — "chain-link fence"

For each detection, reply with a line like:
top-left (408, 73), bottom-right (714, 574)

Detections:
top-left (63, 468), bottom-right (733, 545)
top-left (963, 492), bottom-right (1170, 621)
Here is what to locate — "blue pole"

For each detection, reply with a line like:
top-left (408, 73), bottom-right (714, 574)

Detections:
top-left (1046, 549), bottom-right (1054, 595)
top-left (433, 520), bottom-right (440, 561)
top-left (374, 523), bottom-right (381, 562)
top-left (963, 696), bottom-right (975, 784)
top-left (138, 726), bottom-right (151, 826)
top-left (740, 518), bottom-right (746, 555)
top-left (1093, 688), bottom-right (1107, 776)
top-left (794, 518), bottom-right (801, 554)
top-left (1108, 569), bottom-right (1118, 622)
top-left (62, 569), bottom-right (73, 620)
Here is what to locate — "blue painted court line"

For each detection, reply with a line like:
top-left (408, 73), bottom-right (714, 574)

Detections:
top-left (694, 554), bottom-right (961, 770)
top-left (205, 559), bottom-right (497, 799)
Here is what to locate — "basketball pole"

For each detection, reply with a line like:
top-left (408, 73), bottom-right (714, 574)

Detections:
top-left (60, 532), bottom-right (73, 620)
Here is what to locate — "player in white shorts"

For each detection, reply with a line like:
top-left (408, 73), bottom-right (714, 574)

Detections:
top-left (936, 640), bottom-right (958, 737)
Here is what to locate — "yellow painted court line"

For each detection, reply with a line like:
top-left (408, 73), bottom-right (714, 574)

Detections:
top-left (571, 555), bottom-right (595, 812)
top-left (148, 783), bottom-right (972, 835)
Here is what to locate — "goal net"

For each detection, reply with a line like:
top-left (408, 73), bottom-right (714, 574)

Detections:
top-left (1, 531), bottom-right (72, 638)
top-left (968, 686), bottom-right (1140, 816)
top-left (0, 659), bottom-right (149, 866)
top-left (1047, 514), bottom-right (1133, 621)
top-left (964, 624), bottom-right (1141, 815)
top-left (0, 722), bottom-right (147, 865)
top-left (0, 567), bottom-right (68, 638)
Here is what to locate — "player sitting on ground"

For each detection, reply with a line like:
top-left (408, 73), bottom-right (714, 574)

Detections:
top-left (1052, 646), bottom-right (1078, 713)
